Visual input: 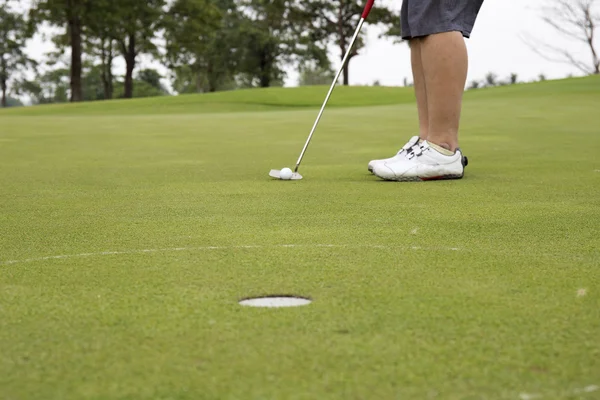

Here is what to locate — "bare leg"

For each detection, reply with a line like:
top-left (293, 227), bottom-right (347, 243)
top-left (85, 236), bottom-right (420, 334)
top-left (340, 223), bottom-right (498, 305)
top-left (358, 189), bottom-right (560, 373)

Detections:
top-left (410, 39), bottom-right (429, 139)
top-left (420, 31), bottom-right (468, 151)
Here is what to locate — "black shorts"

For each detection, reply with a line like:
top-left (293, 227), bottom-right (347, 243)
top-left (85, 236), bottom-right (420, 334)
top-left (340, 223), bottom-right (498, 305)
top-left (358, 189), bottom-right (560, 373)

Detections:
top-left (401, 0), bottom-right (484, 39)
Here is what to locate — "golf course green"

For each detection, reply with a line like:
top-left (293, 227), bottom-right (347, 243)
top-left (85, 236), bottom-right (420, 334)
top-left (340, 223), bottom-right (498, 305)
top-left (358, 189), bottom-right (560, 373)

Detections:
top-left (1, 76), bottom-right (599, 399)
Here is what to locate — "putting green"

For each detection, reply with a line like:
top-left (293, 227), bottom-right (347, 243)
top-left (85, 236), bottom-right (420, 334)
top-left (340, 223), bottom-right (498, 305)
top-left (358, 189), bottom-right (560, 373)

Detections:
top-left (1, 76), bottom-right (599, 399)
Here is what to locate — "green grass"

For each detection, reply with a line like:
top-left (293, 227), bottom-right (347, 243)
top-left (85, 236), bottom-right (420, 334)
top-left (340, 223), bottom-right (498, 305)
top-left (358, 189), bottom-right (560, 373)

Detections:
top-left (0, 85), bottom-right (416, 116)
top-left (3, 76), bottom-right (594, 116)
top-left (1, 76), bottom-right (599, 400)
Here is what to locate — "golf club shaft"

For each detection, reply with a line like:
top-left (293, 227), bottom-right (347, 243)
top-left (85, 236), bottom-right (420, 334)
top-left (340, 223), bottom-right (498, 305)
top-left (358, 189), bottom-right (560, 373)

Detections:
top-left (294, 18), bottom-right (366, 172)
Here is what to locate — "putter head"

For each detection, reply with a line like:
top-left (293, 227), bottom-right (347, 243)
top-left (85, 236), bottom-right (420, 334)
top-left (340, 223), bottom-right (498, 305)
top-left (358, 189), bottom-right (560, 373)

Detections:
top-left (269, 169), bottom-right (303, 180)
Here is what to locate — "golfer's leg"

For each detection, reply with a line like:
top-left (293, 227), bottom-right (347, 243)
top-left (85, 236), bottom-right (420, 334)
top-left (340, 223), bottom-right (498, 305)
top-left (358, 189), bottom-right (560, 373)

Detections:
top-left (420, 31), bottom-right (468, 152)
top-left (410, 39), bottom-right (429, 139)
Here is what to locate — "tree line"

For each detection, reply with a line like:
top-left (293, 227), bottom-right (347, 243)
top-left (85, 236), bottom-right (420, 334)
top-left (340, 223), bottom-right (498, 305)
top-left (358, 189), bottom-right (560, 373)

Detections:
top-left (0, 0), bottom-right (399, 106)
top-left (2, 0), bottom-right (598, 108)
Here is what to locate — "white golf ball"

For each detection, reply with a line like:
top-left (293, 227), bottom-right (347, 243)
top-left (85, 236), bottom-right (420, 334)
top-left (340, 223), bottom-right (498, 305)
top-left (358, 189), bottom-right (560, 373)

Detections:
top-left (280, 168), bottom-right (293, 180)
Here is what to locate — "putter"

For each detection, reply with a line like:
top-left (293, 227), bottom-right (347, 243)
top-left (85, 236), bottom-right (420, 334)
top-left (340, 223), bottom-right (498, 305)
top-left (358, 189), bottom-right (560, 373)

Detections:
top-left (269, 169), bottom-right (303, 180)
top-left (269, 0), bottom-right (375, 180)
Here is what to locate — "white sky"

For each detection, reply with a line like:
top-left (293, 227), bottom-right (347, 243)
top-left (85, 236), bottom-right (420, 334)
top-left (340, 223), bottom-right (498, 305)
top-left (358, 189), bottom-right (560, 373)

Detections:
top-left (20, 0), bottom-right (597, 92)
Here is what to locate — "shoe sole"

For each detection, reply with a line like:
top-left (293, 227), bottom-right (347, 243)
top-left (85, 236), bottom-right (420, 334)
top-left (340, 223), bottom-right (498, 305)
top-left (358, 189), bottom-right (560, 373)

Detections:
top-left (383, 173), bottom-right (464, 182)
top-left (369, 156), bottom-right (468, 175)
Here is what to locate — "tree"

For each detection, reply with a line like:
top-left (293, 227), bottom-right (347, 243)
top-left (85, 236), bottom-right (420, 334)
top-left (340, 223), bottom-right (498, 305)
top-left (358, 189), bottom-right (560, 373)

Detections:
top-left (84, 0), bottom-right (118, 100)
top-left (15, 67), bottom-right (70, 104)
top-left (112, 0), bottom-right (165, 98)
top-left (298, 64), bottom-right (335, 85)
top-left (484, 72), bottom-right (497, 87)
top-left (171, 65), bottom-right (203, 94)
top-left (0, 1), bottom-right (34, 107)
top-left (524, 0), bottom-right (599, 75)
top-left (80, 65), bottom-right (167, 100)
top-left (164, 0), bottom-right (234, 93)
top-left (30, 0), bottom-right (93, 102)
top-left (5, 96), bottom-right (23, 107)
top-left (137, 68), bottom-right (167, 93)
top-left (234, 0), bottom-right (300, 88)
top-left (89, 35), bottom-right (116, 100)
top-left (81, 61), bottom-right (134, 101)
top-left (298, 0), bottom-right (399, 85)
top-left (113, 79), bottom-right (167, 99)
top-left (467, 80), bottom-right (481, 90)
top-left (81, 63), bottom-right (106, 101)
top-left (171, 63), bottom-right (239, 93)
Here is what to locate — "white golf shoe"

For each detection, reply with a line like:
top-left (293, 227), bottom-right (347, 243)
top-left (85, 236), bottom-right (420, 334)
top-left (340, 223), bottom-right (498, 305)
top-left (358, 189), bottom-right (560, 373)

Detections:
top-left (372, 140), bottom-right (467, 181)
top-left (368, 136), bottom-right (421, 174)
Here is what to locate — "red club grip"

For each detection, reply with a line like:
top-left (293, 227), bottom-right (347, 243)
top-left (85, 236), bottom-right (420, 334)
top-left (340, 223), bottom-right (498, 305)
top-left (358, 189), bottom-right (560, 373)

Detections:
top-left (361, 0), bottom-right (375, 19)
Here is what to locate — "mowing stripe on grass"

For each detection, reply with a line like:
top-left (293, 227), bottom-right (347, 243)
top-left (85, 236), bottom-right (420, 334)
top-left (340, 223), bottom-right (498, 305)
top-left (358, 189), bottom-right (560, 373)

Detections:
top-left (0, 244), bottom-right (461, 266)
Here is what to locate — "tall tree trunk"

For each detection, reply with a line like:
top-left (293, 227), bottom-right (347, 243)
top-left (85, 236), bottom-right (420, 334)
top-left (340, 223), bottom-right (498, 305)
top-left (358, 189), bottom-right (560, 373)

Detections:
top-left (100, 38), bottom-right (108, 99)
top-left (108, 42), bottom-right (114, 99)
top-left (207, 62), bottom-right (216, 92)
top-left (259, 52), bottom-right (270, 88)
top-left (338, 0), bottom-right (349, 86)
top-left (342, 55), bottom-right (349, 86)
top-left (123, 34), bottom-right (136, 98)
top-left (1, 57), bottom-right (6, 107)
top-left (342, 54), bottom-right (355, 86)
top-left (259, 71), bottom-right (270, 87)
top-left (195, 68), bottom-right (202, 92)
top-left (100, 37), bottom-right (114, 100)
top-left (68, 6), bottom-right (83, 102)
top-left (1, 78), bottom-right (6, 108)
top-left (589, 37), bottom-right (599, 74)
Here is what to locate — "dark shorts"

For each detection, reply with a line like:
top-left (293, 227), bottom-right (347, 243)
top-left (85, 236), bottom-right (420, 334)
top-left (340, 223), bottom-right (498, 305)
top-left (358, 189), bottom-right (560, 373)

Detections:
top-left (401, 0), bottom-right (484, 39)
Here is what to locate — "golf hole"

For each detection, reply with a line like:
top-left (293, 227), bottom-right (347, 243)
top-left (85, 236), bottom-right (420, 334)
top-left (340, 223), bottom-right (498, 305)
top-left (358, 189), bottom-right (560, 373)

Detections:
top-left (239, 295), bottom-right (311, 308)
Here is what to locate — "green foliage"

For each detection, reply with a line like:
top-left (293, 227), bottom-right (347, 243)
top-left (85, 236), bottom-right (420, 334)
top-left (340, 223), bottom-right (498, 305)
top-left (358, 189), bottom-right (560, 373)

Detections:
top-left (29, 0), bottom-right (86, 25)
top-left (165, 0), bottom-right (332, 90)
top-left (110, 0), bottom-right (166, 98)
top-left (485, 72), bottom-right (498, 87)
top-left (113, 74), bottom-right (168, 99)
top-left (470, 72), bottom-right (522, 90)
top-left (83, 66), bottom-right (169, 101)
top-left (81, 64), bottom-right (108, 101)
top-left (5, 96), bottom-right (23, 107)
top-left (15, 67), bottom-right (69, 104)
top-left (111, 0), bottom-right (165, 58)
top-left (0, 1), bottom-right (35, 107)
top-left (468, 80), bottom-right (481, 90)
top-left (83, 0), bottom-right (118, 100)
top-left (17, 64), bottom-right (168, 104)
top-left (111, 81), bottom-right (165, 99)
top-left (233, 0), bottom-right (301, 88)
top-left (20, 0), bottom-right (403, 101)
top-left (296, 0), bottom-right (399, 85)
top-left (29, 0), bottom-right (94, 101)
top-left (171, 64), bottom-right (239, 94)
top-left (136, 69), bottom-right (167, 93)
top-left (298, 64), bottom-right (335, 86)
top-left (164, 0), bottom-right (235, 93)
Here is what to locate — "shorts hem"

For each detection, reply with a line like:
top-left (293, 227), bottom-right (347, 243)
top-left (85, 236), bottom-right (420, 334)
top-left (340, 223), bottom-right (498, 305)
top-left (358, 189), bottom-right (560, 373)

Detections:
top-left (401, 24), bottom-right (473, 40)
